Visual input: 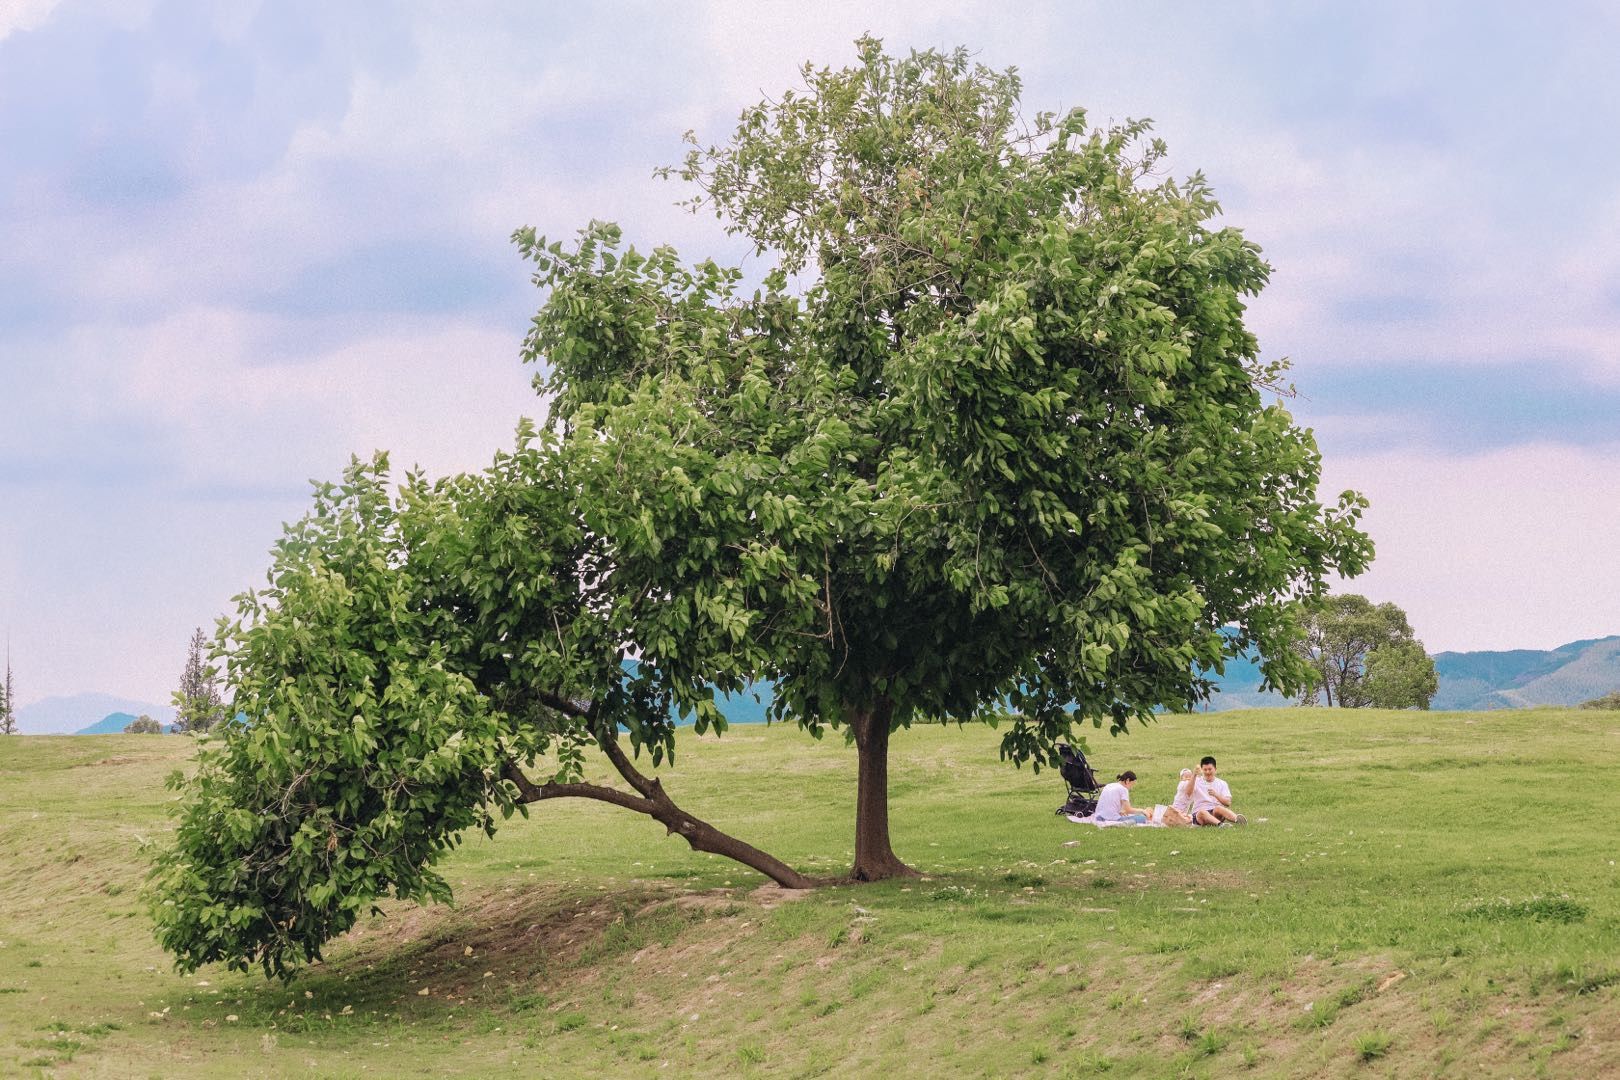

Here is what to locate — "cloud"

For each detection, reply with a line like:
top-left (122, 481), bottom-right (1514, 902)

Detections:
top-left (2, 306), bottom-right (541, 492)
top-left (1294, 358), bottom-right (1620, 454)
top-left (1323, 442), bottom-right (1620, 653)
top-left (0, 305), bottom-right (543, 705)
top-left (0, 0), bottom-right (62, 41)
top-left (5, 2), bottom-right (1620, 704)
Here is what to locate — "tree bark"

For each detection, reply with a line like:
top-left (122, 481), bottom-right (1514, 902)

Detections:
top-left (848, 697), bottom-right (919, 881)
top-left (503, 734), bottom-right (819, 891)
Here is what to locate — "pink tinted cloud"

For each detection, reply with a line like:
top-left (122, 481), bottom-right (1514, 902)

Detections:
top-left (1322, 442), bottom-right (1620, 653)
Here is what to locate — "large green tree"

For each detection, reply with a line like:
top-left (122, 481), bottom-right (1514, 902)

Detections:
top-left (535, 39), bottom-right (1371, 875)
top-left (1295, 594), bottom-right (1436, 708)
top-left (151, 40), bottom-right (1370, 978)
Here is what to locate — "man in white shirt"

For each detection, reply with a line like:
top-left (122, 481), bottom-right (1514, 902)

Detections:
top-left (1190, 755), bottom-right (1246, 826)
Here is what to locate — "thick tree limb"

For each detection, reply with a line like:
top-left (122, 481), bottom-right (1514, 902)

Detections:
top-left (502, 754), bottom-right (819, 890)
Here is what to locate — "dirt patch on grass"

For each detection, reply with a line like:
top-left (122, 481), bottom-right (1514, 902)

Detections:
top-left (330, 880), bottom-right (769, 1007)
top-left (1453, 986), bottom-right (1620, 1078)
top-left (664, 891), bottom-right (742, 915)
top-left (351, 885), bottom-right (661, 970)
top-left (748, 882), bottom-right (816, 909)
top-left (1143, 868), bottom-right (1254, 892)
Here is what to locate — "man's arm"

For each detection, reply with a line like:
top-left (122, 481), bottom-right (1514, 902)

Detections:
top-left (1215, 781), bottom-right (1232, 807)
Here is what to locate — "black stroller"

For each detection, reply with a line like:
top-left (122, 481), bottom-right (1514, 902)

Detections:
top-left (1054, 742), bottom-right (1102, 818)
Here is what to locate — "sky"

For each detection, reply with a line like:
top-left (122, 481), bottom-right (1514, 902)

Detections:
top-left (2, 0), bottom-right (1618, 708)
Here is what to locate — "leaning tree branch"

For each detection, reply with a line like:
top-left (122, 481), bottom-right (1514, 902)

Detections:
top-left (501, 760), bottom-right (658, 814)
top-left (503, 733), bottom-right (819, 890)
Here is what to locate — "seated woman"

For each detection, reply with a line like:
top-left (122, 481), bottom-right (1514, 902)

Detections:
top-left (1093, 770), bottom-right (1148, 824)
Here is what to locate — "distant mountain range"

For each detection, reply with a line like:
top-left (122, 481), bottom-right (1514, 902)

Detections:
top-left (1431, 636), bottom-right (1620, 710)
top-left (1205, 634), bottom-right (1620, 711)
top-left (13, 693), bottom-right (175, 735)
top-left (8, 635), bottom-right (1617, 733)
top-left (73, 711), bottom-right (180, 735)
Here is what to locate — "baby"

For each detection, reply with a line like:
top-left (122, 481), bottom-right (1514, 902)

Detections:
top-left (1155, 768), bottom-right (1196, 826)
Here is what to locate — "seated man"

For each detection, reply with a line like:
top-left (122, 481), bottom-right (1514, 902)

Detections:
top-left (1191, 755), bottom-right (1246, 826)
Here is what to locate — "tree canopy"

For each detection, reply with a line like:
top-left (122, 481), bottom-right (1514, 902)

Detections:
top-left (151, 38), bottom-right (1371, 979)
top-left (1295, 594), bottom-right (1436, 708)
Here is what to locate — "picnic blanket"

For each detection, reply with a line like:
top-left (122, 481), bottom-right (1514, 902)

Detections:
top-left (1065, 814), bottom-right (1166, 828)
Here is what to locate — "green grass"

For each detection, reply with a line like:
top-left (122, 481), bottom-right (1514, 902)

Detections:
top-left (2, 707), bottom-right (1619, 1076)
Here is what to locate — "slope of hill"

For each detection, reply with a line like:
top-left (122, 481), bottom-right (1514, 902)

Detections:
top-left (74, 711), bottom-right (140, 735)
top-left (72, 711), bottom-right (179, 735)
top-left (1199, 634), bottom-right (1620, 712)
top-left (14, 692), bottom-right (175, 734)
top-left (1199, 648), bottom-right (1294, 711)
top-left (1432, 635), bottom-right (1620, 709)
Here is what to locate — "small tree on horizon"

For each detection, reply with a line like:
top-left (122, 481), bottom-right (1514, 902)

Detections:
top-left (1295, 595), bottom-right (1437, 708)
top-left (124, 714), bottom-right (163, 734)
top-left (0, 650), bottom-right (15, 735)
top-left (0, 653), bottom-right (14, 736)
top-left (172, 627), bottom-right (225, 735)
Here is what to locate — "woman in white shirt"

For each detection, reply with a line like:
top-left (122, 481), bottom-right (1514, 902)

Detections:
top-left (1093, 771), bottom-right (1148, 824)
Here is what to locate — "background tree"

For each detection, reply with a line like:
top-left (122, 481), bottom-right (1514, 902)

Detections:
top-left (1363, 639), bottom-right (1439, 709)
top-left (172, 627), bottom-right (226, 734)
top-left (1580, 690), bottom-right (1620, 710)
top-left (0, 651), bottom-right (14, 735)
top-left (152, 39), bottom-right (1371, 979)
top-left (124, 714), bottom-right (163, 734)
top-left (1295, 595), bottom-right (1436, 708)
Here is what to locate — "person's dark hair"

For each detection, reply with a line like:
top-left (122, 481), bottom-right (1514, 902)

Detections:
top-left (1117, 770), bottom-right (1137, 782)
top-left (1199, 755), bottom-right (1216, 767)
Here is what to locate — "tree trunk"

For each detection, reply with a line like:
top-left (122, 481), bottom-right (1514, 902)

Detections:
top-left (848, 698), bottom-right (919, 881)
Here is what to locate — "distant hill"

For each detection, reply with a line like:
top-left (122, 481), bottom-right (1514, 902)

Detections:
top-left (74, 711), bottom-right (141, 735)
top-left (1432, 636), bottom-right (1620, 710)
top-left (15, 693), bottom-right (175, 735)
top-left (1199, 647), bottom-right (1294, 712)
top-left (73, 711), bottom-right (178, 735)
top-left (1201, 634), bottom-right (1620, 711)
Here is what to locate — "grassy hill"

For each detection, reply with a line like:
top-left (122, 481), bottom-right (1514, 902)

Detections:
top-left (2, 709), bottom-right (1617, 1077)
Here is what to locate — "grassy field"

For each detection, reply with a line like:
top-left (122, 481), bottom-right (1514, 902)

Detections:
top-left (1, 707), bottom-right (1617, 1078)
